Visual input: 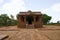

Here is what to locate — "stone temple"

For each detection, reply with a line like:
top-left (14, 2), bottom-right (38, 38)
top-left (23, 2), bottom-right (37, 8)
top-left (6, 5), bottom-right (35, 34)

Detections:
top-left (17, 10), bottom-right (42, 28)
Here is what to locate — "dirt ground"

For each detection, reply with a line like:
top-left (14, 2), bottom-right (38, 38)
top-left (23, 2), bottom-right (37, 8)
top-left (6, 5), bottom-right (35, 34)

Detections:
top-left (0, 25), bottom-right (60, 40)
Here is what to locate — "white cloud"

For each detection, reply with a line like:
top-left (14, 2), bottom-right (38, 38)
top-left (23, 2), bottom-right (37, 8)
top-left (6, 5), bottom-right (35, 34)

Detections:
top-left (51, 3), bottom-right (60, 12)
top-left (42, 3), bottom-right (60, 14)
top-left (0, 0), bottom-right (3, 4)
top-left (2, 0), bottom-right (26, 18)
top-left (41, 3), bottom-right (60, 22)
top-left (41, 8), bottom-right (49, 14)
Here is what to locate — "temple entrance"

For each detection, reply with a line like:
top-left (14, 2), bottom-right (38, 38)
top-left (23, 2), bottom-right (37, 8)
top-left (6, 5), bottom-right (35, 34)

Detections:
top-left (26, 16), bottom-right (34, 24)
top-left (26, 16), bottom-right (34, 28)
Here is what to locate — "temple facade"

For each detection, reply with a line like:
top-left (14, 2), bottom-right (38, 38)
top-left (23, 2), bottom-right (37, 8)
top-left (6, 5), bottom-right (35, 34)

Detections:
top-left (17, 10), bottom-right (42, 28)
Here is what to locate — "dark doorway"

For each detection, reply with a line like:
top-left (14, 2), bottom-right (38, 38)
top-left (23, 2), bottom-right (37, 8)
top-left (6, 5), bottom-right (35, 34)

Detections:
top-left (26, 16), bottom-right (33, 24)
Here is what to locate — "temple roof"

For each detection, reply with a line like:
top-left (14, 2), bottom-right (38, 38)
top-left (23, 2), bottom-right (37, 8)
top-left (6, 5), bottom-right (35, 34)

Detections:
top-left (18, 10), bottom-right (42, 16)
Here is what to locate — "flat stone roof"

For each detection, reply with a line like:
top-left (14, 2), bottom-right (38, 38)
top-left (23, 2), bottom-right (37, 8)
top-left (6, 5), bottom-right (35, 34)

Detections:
top-left (18, 10), bottom-right (42, 16)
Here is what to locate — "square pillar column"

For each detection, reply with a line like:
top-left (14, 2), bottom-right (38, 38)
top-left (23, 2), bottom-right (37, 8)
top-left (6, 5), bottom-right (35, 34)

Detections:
top-left (17, 15), bottom-right (21, 28)
top-left (33, 16), bottom-right (36, 28)
top-left (24, 16), bottom-right (26, 23)
top-left (39, 15), bottom-right (42, 28)
top-left (24, 16), bottom-right (27, 28)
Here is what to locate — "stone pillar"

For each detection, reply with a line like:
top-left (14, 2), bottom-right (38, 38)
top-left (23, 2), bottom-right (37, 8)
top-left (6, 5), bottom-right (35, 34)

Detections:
top-left (24, 16), bottom-right (27, 28)
top-left (24, 16), bottom-right (26, 23)
top-left (17, 15), bottom-right (21, 28)
top-left (39, 15), bottom-right (42, 28)
top-left (34, 16), bottom-right (36, 23)
top-left (33, 16), bottom-right (36, 28)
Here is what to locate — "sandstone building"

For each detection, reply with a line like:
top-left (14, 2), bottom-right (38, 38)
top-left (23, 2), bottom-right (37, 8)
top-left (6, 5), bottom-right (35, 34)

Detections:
top-left (17, 10), bottom-right (42, 28)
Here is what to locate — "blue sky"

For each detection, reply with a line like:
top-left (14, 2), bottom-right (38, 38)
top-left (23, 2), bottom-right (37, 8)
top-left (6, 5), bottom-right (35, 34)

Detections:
top-left (0, 0), bottom-right (60, 22)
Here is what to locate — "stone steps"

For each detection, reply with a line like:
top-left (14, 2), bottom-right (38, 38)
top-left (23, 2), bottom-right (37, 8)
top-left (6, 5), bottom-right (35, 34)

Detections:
top-left (27, 25), bottom-right (34, 29)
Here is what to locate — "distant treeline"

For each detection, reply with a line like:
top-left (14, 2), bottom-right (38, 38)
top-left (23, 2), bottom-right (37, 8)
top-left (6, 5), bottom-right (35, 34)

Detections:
top-left (0, 14), bottom-right (17, 27)
top-left (47, 22), bottom-right (60, 26)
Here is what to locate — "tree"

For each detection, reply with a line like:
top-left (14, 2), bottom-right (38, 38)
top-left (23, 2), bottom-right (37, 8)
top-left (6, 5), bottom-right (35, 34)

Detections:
top-left (10, 15), bottom-right (14, 20)
top-left (57, 21), bottom-right (60, 24)
top-left (10, 15), bottom-right (17, 26)
top-left (0, 14), bottom-right (17, 26)
top-left (0, 14), bottom-right (10, 26)
top-left (42, 14), bottom-right (52, 24)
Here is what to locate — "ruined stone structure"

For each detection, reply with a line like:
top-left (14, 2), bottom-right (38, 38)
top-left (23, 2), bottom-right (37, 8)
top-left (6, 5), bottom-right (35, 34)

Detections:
top-left (17, 10), bottom-right (42, 28)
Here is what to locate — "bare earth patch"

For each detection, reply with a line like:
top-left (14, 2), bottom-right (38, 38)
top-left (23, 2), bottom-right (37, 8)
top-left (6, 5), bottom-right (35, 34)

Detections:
top-left (0, 25), bottom-right (60, 40)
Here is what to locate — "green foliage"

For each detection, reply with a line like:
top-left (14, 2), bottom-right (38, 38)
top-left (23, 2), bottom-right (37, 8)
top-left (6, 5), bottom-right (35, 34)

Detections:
top-left (42, 14), bottom-right (52, 25)
top-left (0, 14), bottom-right (17, 27)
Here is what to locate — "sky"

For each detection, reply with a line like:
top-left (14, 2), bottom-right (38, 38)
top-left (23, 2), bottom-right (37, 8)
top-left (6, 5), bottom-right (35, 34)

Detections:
top-left (0, 0), bottom-right (60, 22)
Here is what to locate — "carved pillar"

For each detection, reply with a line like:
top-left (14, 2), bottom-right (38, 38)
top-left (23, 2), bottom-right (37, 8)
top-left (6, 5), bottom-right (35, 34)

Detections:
top-left (24, 16), bottom-right (27, 28)
top-left (39, 15), bottom-right (42, 28)
top-left (34, 16), bottom-right (36, 23)
top-left (33, 16), bottom-right (36, 28)
top-left (18, 15), bottom-right (21, 28)
top-left (24, 16), bottom-right (26, 23)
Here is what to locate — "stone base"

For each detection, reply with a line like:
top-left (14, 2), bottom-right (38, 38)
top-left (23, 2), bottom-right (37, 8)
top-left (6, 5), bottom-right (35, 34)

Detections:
top-left (17, 24), bottom-right (43, 28)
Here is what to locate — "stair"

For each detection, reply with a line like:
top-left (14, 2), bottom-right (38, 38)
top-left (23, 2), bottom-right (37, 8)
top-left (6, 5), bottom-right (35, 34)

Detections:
top-left (26, 24), bottom-right (34, 29)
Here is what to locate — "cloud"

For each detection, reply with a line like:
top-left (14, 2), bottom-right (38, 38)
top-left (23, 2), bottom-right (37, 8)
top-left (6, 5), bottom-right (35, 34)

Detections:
top-left (41, 8), bottom-right (49, 14)
top-left (2, 0), bottom-right (26, 18)
top-left (51, 3), bottom-right (60, 12)
top-left (0, 0), bottom-right (3, 4)
top-left (41, 3), bottom-right (60, 22)
top-left (42, 3), bottom-right (60, 14)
